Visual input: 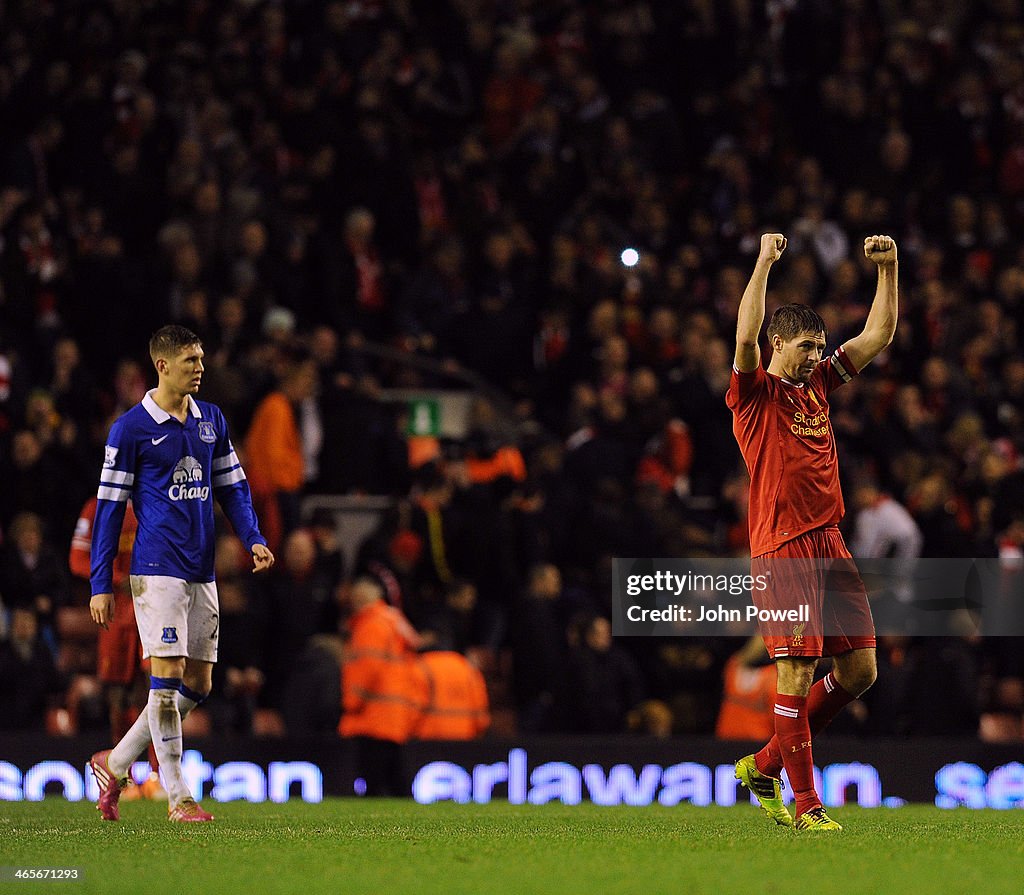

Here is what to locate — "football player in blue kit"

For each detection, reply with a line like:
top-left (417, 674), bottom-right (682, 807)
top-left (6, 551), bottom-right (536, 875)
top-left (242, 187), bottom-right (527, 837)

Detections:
top-left (88, 325), bottom-right (275, 822)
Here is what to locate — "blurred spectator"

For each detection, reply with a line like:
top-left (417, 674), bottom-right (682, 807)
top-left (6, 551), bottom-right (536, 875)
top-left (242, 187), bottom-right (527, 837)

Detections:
top-left (258, 528), bottom-right (338, 714)
top-left (512, 563), bottom-right (567, 732)
top-left (244, 354), bottom-right (320, 551)
top-left (48, 337), bottom-right (97, 426)
top-left (418, 578), bottom-right (478, 654)
top-left (0, 608), bottom-right (63, 731)
top-left (641, 636), bottom-right (732, 735)
top-left (193, 534), bottom-right (262, 737)
top-left (408, 464), bottom-right (458, 601)
top-left (308, 507), bottom-right (346, 585)
top-left (1, 511), bottom-right (68, 652)
top-left (362, 527), bottom-right (426, 614)
top-left (907, 471), bottom-right (975, 557)
top-left (324, 207), bottom-right (390, 338)
top-left (566, 613), bottom-right (644, 734)
top-left (397, 236), bottom-right (470, 350)
top-left (283, 634), bottom-right (343, 736)
top-left (895, 638), bottom-right (980, 736)
top-left (450, 229), bottom-right (536, 393)
top-left (0, 431), bottom-right (65, 535)
top-left (850, 481), bottom-right (924, 609)
top-left (627, 699), bottom-right (674, 739)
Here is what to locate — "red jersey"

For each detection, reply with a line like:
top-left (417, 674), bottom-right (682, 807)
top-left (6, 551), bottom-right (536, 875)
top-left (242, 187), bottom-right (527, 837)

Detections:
top-left (726, 346), bottom-right (858, 557)
top-left (72, 497), bottom-right (144, 684)
top-left (70, 497), bottom-right (137, 589)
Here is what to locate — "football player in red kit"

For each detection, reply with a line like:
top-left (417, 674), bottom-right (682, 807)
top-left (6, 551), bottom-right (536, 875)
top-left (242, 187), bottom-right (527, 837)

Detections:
top-left (70, 497), bottom-right (165, 800)
top-left (726, 233), bottom-right (898, 831)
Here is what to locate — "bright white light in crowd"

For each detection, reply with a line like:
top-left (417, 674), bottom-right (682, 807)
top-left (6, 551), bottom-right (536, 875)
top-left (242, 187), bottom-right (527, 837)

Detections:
top-left (620, 248), bottom-right (640, 267)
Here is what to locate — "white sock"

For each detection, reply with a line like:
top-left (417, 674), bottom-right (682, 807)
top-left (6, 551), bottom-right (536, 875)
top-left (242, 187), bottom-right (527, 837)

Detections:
top-left (148, 685), bottom-right (191, 804)
top-left (108, 692), bottom-right (201, 778)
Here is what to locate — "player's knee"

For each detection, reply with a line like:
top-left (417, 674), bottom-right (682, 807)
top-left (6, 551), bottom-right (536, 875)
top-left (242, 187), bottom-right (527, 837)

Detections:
top-left (184, 685), bottom-right (212, 703)
top-left (856, 660), bottom-right (878, 694)
top-left (847, 670), bottom-right (876, 697)
top-left (776, 657), bottom-right (817, 695)
top-left (182, 669), bottom-right (213, 698)
top-left (838, 655), bottom-right (877, 696)
top-left (150, 657), bottom-right (186, 680)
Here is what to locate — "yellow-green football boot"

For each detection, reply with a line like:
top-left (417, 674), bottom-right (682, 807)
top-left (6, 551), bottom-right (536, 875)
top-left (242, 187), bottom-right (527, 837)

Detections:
top-left (734, 754), bottom-right (794, 828)
top-left (794, 806), bottom-right (843, 832)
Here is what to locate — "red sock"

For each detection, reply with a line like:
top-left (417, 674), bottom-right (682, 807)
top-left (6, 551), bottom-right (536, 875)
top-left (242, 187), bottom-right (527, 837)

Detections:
top-left (755, 671), bottom-right (854, 777)
top-left (770, 692), bottom-right (820, 818)
top-left (110, 707), bottom-right (130, 744)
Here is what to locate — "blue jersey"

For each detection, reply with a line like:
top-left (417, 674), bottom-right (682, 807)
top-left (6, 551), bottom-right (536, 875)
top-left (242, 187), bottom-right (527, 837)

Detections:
top-left (90, 390), bottom-right (266, 594)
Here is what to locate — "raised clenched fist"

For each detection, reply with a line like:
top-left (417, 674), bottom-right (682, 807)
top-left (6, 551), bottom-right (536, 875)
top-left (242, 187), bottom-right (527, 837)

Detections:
top-left (759, 233), bottom-right (787, 264)
top-left (864, 235), bottom-right (897, 265)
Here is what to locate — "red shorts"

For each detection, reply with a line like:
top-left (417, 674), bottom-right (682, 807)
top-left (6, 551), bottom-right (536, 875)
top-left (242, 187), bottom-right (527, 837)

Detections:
top-left (97, 591), bottom-right (145, 685)
top-left (751, 526), bottom-right (876, 659)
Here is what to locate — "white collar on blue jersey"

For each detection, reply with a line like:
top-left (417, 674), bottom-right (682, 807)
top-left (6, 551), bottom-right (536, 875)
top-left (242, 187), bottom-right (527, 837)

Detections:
top-left (142, 389), bottom-right (202, 423)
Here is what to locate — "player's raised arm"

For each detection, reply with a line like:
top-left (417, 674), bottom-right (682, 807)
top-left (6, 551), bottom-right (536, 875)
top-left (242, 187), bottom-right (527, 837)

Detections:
top-left (842, 235), bottom-right (898, 372)
top-left (735, 233), bottom-right (787, 372)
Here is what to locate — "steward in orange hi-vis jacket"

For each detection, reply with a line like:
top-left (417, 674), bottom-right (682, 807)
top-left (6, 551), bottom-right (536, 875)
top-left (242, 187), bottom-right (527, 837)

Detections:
top-left (416, 650), bottom-right (489, 740)
top-left (715, 636), bottom-right (777, 742)
top-left (340, 591), bottom-right (426, 742)
top-left (339, 577), bottom-right (426, 795)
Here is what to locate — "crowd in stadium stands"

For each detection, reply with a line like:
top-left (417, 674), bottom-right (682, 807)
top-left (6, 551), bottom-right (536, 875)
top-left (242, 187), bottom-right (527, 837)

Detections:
top-left (3, 0), bottom-right (1024, 743)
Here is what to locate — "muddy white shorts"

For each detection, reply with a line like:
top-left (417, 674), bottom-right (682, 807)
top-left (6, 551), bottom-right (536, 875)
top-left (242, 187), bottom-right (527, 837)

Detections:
top-left (129, 575), bottom-right (219, 662)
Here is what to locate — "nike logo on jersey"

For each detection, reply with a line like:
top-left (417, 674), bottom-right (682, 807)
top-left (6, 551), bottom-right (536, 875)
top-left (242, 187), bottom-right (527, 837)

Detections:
top-left (152, 434), bottom-right (170, 445)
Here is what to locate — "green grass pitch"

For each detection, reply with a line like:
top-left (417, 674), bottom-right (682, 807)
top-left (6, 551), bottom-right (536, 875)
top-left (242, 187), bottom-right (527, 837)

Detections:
top-left (1, 800), bottom-right (1020, 895)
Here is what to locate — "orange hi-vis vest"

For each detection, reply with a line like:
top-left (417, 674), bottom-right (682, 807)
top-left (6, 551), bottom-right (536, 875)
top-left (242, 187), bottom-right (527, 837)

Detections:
top-left (715, 655), bottom-right (777, 741)
top-left (244, 392), bottom-right (304, 493)
top-left (465, 446), bottom-right (527, 484)
top-left (416, 651), bottom-right (490, 740)
top-left (339, 602), bottom-right (427, 744)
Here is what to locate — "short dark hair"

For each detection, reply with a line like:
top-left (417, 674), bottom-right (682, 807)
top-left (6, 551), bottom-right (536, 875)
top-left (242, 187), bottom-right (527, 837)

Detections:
top-left (766, 304), bottom-right (827, 344)
top-left (149, 325), bottom-right (201, 364)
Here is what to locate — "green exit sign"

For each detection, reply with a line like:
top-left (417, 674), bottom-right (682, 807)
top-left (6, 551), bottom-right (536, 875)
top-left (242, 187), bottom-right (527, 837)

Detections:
top-left (407, 399), bottom-right (441, 436)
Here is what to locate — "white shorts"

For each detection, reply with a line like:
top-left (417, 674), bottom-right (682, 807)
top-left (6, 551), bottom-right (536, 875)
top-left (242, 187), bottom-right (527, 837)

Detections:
top-left (129, 575), bottom-right (219, 662)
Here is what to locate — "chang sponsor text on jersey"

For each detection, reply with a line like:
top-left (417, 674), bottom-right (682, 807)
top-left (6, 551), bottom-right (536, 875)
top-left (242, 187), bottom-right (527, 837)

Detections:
top-left (169, 456), bottom-right (208, 501)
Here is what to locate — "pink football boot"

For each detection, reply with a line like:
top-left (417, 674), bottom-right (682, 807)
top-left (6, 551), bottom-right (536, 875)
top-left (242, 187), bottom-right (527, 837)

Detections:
top-left (89, 750), bottom-right (127, 822)
top-left (168, 798), bottom-right (215, 822)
